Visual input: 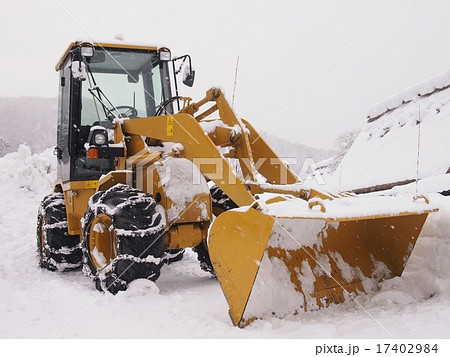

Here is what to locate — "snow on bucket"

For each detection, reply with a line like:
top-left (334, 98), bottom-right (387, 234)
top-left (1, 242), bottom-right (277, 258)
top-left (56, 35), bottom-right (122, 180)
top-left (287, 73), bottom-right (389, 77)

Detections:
top-left (209, 193), bottom-right (436, 327)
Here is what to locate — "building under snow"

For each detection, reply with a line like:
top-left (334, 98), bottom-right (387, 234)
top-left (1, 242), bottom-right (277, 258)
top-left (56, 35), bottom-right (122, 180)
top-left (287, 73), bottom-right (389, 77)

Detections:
top-left (329, 69), bottom-right (450, 194)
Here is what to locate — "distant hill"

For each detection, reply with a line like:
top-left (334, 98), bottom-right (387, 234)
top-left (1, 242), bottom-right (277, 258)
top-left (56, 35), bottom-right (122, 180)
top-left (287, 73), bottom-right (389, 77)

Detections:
top-left (0, 97), bottom-right (57, 156)
top-left (263, 133), bottom-right (335, 181)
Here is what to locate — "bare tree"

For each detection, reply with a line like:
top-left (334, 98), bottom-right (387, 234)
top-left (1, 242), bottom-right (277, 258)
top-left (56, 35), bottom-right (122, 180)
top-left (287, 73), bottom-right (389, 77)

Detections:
top-left (329, 128), bottom-right (361, 173)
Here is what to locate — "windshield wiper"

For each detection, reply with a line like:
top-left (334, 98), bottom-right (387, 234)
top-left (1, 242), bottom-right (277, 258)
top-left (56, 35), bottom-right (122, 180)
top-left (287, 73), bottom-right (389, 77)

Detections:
top-left (85, 64), bottom-right (121, 121)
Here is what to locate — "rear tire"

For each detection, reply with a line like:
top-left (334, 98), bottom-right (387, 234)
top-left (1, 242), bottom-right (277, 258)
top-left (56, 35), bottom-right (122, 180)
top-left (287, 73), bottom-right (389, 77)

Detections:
top-left (82, 184), bottom-right (166, 294)
top-left (193, 185), bottom-right (238, 275)
top-left (164, 248), bottom-right (185, 264)
top-left (193, 242), bottom-right (215, 275)
top-left (36, 193), bottom-right (82, 271)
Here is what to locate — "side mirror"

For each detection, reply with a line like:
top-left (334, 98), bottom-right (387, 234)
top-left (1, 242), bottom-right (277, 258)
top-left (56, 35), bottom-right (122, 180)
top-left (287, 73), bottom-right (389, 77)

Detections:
top-left (182, 66), bottom-right (195, 87)
top-left (172, 54), bottom-right (195, 87)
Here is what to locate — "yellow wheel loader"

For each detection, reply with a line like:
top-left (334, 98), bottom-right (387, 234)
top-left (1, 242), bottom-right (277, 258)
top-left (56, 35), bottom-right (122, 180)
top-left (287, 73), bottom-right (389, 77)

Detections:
top-left (37, 41), bottom-right (436, 327)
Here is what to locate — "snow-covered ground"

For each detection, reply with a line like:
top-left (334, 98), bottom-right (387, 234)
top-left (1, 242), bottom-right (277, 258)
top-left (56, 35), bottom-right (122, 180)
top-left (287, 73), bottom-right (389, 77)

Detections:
top-left (1, 145), bottom-right (450, 342)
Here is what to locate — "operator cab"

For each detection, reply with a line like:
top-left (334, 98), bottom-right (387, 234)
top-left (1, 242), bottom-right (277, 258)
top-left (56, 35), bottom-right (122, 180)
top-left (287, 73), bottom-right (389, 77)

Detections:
top-left (55, 41), bottom-right (193, 183)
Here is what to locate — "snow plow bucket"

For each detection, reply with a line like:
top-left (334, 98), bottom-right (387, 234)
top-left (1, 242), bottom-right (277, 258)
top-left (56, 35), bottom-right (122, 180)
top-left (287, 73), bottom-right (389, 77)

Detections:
top-left (208, 194), bottom-right (436, 327)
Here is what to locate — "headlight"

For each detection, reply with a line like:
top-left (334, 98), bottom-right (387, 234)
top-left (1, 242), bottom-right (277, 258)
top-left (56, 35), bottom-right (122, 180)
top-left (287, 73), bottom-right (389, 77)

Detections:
top-left (94, 133), bottom-right (107, 145)
top-left (81, 46), bottom-right (94, 58)
top-left (159, 48), bottom-right (171, 61)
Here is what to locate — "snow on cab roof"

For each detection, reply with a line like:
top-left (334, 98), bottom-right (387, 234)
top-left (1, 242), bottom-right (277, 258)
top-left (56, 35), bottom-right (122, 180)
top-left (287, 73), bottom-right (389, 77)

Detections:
top-left (367, 69), bottom-right (450, 122)
top-left (55, 40), bottom-right (166, 71)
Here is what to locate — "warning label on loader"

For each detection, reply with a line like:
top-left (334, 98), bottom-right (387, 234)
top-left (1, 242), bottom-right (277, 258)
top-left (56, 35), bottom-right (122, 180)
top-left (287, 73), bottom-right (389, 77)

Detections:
top-left (167, 116), bottom-right (174, 136)
top-left (85, 181), bottom-right (98, 189)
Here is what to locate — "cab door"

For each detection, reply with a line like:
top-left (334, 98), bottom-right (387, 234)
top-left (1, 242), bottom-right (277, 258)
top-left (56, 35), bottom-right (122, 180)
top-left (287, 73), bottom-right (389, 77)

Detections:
top-left (56, 59), bottom-right (72, 183)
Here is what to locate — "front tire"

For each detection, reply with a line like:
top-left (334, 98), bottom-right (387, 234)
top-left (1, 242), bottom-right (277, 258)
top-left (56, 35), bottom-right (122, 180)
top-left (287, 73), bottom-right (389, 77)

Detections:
top-left (36, 193), bottom-right (82, 271)
top-left (193, 185), bottom-right (238, 275)
top-left (82, 184), bottom-right (166, 294)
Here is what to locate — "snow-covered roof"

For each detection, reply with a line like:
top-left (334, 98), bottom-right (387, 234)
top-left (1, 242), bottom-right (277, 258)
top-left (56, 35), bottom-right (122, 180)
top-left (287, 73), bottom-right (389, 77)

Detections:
top-left (329, 70), bottom-right (450, 192)
top-left (367, 69), bottom-right (450, 122)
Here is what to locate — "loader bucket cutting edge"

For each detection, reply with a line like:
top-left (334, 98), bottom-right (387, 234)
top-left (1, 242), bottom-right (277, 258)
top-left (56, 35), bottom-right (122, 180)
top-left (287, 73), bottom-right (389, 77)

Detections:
top-left (208, 206), bottom-right (432, 327)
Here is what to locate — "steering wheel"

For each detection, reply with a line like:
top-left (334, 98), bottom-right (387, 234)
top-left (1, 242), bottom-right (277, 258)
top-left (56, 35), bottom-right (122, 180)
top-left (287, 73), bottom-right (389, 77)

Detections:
top-left (109, 105), bottom-right (138, 119)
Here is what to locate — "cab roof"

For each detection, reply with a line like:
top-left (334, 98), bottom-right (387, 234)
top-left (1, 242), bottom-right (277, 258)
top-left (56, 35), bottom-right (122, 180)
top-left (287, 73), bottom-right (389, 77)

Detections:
top-left (55, 41), bottom-right (160, 71)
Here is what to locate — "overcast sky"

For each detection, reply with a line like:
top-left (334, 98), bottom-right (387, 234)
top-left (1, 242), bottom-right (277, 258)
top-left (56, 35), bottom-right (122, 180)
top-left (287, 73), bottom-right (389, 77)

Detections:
top-left (1, 0), bottom-right (450, 149)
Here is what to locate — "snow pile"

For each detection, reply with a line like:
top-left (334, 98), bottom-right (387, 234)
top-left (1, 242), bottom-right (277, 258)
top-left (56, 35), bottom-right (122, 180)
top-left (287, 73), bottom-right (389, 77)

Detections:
top-left (2, 145), bottom-right (56, 194)
top-left (1, 145), bottom-right (450, 338)
top-left (243, 253), bottom-right (306, 321)
top-left (156, 157), bottom-right (210, 222)
top-left (330, 74), bottom-right (450, 192)
top-left (374, 194), bottom-right (450, 305)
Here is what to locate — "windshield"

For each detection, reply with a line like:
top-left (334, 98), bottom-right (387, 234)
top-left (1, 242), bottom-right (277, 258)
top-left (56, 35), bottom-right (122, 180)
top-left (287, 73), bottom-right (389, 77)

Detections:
top-left (81, 47), bottom-right (166, 126)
